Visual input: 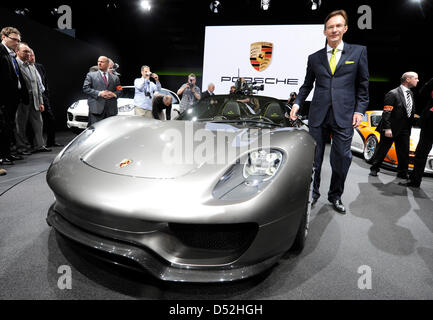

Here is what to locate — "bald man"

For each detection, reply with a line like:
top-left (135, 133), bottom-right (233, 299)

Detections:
top-left (369, 72), bottom-right (419, 179)
top-left (83, 56), bottom-right (121, 126)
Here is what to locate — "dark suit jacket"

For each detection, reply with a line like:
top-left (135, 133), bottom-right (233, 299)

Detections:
top-left (0, 43), bottom-right (27, 108)
top-left (376, 86), bottom-right (415, 135)
top-left (201, 90), bottom-right (214, 99)
top-left (295, 43), bottom-right (369, 128)
top-left (82, 70), bottom-right (121, 115)
top-left (417, 77), bottom-right (433, 130)
top-left (35, 62), bottom-right (50, 109)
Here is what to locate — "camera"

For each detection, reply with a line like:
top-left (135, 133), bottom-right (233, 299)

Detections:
top-left (234, 78), bottom-right (264, 95)
top-left (145, 91), bottom-right (151, 98)
top-left (188, 80), bottom-right (194, 89)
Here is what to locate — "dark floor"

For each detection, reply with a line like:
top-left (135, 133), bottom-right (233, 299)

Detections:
top-left (0, 130), bottom-right (432, 300)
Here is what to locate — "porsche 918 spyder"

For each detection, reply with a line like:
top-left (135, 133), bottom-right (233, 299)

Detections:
top-left (351, 110), bottom-right (433, 174)
top-left (47, 94), bottom-right (315, 282)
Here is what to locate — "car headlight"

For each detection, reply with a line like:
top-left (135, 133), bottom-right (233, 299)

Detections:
top-left (69, 101), bottom-right (79, 109)
top-left (213, 149), bottom-right (284, 201)
top-left (118, 104), bottom-right (135, 112)
top-left (243, 149), bottom-right (282, 183)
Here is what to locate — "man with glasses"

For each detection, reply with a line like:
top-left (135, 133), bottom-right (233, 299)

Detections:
top-left (0, 26), bottom-right (28, 168)
top-left (15, 42), bottom-right (51, 153)
top-left (289, 10), bottom-right (369, 214)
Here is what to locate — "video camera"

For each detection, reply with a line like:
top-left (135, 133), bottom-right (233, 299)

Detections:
top-left (234, 78), bottom-right (264, 95)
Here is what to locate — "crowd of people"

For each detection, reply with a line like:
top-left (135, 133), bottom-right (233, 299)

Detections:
top-left (0, 26), bottom-right (62, 176)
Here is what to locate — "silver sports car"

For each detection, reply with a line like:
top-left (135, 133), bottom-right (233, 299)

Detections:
top-left (46, 94), bottom-right (315, 282)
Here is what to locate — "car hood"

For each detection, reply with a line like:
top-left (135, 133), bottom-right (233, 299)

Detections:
top-left (81, 119), bottom-right (271, 179)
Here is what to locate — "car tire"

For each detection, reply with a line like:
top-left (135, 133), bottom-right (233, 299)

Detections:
top-left (289, 182), bottom-right (311, 253)
top-left (363, 135), bottom-right (378, 164)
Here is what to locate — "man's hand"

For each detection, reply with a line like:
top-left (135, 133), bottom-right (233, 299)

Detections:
top-left (352, 113), bottom-right (363, 128)
top-left (99, 90), bottom-right (115, 99)
top-left (40, 104), bottom-right (44, 112)
top-left (289, 104), bottom-right (299, 121)
top-left (384, 129), bottom-right (393, 138)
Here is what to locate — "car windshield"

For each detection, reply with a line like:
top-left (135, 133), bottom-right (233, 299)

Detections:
top-left (176, 95), bottom-right (288, 126)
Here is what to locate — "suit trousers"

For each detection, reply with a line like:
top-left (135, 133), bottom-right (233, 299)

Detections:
top-left (15, 97), bottom-right (45, 150)
top-left (0, 105), bottom-right (15, 158)
top-left (371, 122), bottom-right (411, 175)
top-left (409, 126), bottom-right (433, 185)
top-left (42, 108), bottom-right (57, 145)
top-left (309, 108), bottom-right (354, 201)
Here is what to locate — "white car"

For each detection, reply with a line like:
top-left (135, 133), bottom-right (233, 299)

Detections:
top-left (66, 86), bottom-right (181, 133)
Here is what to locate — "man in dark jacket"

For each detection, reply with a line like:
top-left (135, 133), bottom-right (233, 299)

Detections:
top-left (0, 26), bottom-right (28, 167)
top-left (152, 94), bottom-right (172, 120)
top-left (369, 72), bottom-right (419, 179)
top-left (399, 76), bottom-right (433, 188)
top-left (30, 50), bottom-right (62, 147)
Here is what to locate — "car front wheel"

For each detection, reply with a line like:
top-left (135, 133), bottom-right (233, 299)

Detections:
top-left (290, 179), bottom-right (312, 253)
top-left (363, 135), bottom-right (378, 163)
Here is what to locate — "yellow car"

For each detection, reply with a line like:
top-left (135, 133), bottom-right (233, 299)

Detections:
top-left (351, 110), bottom-right (433, 174)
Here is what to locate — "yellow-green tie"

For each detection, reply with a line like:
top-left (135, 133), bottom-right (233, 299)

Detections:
top-left (329, 48), bottom-right (337, 74)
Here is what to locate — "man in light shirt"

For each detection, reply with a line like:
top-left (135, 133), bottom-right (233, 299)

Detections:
top-left (133, 65), bottom-right (161, 118)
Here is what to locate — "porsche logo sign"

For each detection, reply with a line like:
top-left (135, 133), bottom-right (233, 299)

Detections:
top-left (250, 42), bottom-right (273, 72)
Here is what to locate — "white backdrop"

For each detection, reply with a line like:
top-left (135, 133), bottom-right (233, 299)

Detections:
top-left (202, 25), bottom-right (325, 100)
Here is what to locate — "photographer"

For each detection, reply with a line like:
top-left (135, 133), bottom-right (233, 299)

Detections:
top-left (177, 73), bottom-right (200, 112)
top-left (133, 65), bottom-right (161, 118)
top-left (152, 94), bottom-right (172, 120)
top-left (288, 92), bottom-right (297, 107)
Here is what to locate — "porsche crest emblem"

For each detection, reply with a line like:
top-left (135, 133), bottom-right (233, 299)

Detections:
top-left (250, 42), bottom-right (273, 72)
top-left (119, 159), bottom-right (132, 168)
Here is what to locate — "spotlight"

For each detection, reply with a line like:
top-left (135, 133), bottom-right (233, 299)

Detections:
top-left (50, 8), bottom-right (58, 15)
top-left (210, 1), bottom-right (221, 13)
top-left (106, 1), bottom-right (119, 9)
top-left (14, 8), bottom-right (29, 16)
top-left (261, 0), bottom-right (270, 10)
top-left (310, 0), bottom-right (322, 11)
top-left (140, 0), bottom-right (151, 11)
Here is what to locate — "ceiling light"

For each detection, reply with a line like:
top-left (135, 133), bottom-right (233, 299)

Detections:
top-left (140, 0), bottom-right (151, 11)
top-left (210, 1), bottom-right (221, 13)
top-left (261, 0), bottom-right (270, 10)
top-left (311, 0), bottom-right (322, 11)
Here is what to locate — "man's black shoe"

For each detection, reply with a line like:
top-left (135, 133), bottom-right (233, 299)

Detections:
top-left (32, 146), bottom-right (52, 153)
top-left (9, 154), bottom-right (23, 161)
top-left (396, 173), bottom-right (409, 179)
top-left (311, 198), bottom-right (318, 208)
top-left (329, 199), bottom-right (346, 214)
top-left (17, 150), bottom-right (32, 156)
top-left (46, 142), bottom-right (63, 147)
top-left (398, 180), bottom-right (420, 188)
top-left (369, 168), bottom-right (378, 177)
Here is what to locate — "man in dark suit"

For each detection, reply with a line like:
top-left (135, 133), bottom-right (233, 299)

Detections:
top-left (201, 83), bottom-right (215, 99)
top-left (0, 26), bottom-right (28, 167)
top-left (31, 50), bottom-right (62, 147)
top-left (83, 56), bottom-right (121, 126)
top-left (289, 10), bottom-right (369, 214)
top-left (400, 77), bottom-right (433, 188)
top-left (369, 72), bottom-right (419, 179)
